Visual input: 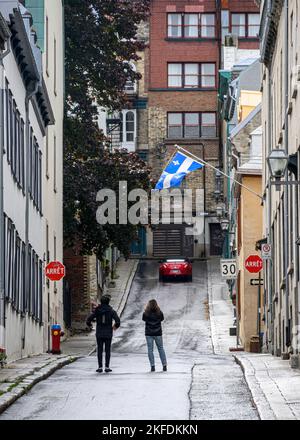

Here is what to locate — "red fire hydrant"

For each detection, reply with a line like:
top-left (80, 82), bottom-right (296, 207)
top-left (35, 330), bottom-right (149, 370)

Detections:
top-left (51, 324), bottom-right (64, 354)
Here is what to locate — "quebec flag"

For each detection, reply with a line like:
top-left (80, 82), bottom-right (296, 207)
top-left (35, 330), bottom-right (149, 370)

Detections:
top-left (155, 151), bottom-right (204, 190)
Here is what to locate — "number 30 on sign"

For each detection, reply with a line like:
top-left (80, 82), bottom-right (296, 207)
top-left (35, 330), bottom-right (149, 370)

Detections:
top-left (220, 259), bottom-right (237, 279)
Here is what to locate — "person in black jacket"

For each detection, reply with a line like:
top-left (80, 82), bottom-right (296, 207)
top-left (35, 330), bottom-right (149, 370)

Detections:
top-left (142, 299), bottom-right (167, 372)
top-left (86, 295), bottom-right (120, 373)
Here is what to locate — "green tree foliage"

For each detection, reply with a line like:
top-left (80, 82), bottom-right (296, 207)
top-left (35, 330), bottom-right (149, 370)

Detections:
top-left (64, 0), bottom-right (151, 259)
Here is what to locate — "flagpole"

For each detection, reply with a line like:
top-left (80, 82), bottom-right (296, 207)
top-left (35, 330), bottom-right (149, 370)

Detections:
top-left (175, 145), bottom-right (263, 201)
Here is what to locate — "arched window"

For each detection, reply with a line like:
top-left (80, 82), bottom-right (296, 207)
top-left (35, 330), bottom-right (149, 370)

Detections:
top-left (125, 111), bottom-right (135, 142)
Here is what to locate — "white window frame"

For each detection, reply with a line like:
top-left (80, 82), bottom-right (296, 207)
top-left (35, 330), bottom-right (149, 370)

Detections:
top-left (120, 110), bottom-right (137, 152)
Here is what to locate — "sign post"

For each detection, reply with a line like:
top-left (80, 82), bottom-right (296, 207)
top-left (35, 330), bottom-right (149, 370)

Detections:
top-left (245, 255), bottom-right (263, 351)
top-left (261, 243), bottom-right (272, 260)
top-left (45, 261), bottom-right (66, 282)
top-left (220, 259), bottom-right (237, 279)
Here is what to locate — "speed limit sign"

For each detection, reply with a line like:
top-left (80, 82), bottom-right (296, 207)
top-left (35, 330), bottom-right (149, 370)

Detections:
top-left (220, 259), bottom-right (237, 279)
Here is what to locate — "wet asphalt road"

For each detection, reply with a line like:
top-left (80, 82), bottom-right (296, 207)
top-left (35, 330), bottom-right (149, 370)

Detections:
top-left (0, 261), bottom-right (258, 420)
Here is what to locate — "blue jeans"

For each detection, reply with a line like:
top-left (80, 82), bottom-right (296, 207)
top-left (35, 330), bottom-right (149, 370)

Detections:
top-left (146, 335), bottom-right (167, 367)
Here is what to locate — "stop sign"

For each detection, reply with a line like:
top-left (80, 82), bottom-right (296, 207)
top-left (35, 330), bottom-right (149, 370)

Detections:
top-left (45, 261), bottom-right (66, 281)
top-left (245, 255), bottom-right (263, 274)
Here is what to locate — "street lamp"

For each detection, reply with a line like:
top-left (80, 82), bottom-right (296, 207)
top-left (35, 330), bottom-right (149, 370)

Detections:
top-left (216, 205), bottom-right (224, 218)
top-left (267, 149), bottom-right (288, 179)
top-left (267, 148), bottom-right (300, 190)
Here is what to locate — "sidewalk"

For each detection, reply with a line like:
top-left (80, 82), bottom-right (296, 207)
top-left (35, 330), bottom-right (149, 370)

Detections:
top-left (207, 258), bottom-right (236, 355)
top-left (207, 258), bottom-right (300, 420)
top-left (0, 257), bottom-right (138, 414)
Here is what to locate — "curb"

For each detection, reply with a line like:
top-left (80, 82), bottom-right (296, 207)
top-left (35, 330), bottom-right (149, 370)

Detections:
top-left (206, 259), bottom-right (218, 355)
top-left (0, 356), bottom-right (79, 415)
top-left (233, 354), bottom-right (276, 420)
top-left (117, 260), bottom-right (139, 317)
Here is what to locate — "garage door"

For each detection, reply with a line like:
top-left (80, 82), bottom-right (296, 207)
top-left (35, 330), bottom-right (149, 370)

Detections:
top-left (153, 225), bottom-right (193, 258)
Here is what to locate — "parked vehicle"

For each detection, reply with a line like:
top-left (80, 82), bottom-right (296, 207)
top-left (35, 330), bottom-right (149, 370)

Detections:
top-left (159, 258), bottom-right (193, 282)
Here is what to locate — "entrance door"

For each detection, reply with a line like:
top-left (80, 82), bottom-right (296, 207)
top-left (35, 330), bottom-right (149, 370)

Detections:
top-left (131, 227), bottom-right (147, 256)
top-left (209, 223), bottom-right (224, 256)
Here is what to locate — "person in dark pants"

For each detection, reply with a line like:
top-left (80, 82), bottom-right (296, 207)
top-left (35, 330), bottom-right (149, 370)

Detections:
top-left (86, 295), bottom-right (120, 373)
top-left (142, 299), bottom-right (167, 372)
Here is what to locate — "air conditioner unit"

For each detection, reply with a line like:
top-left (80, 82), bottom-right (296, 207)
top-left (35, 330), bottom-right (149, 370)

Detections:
top-left (224, 34), bottom-right (238, 47)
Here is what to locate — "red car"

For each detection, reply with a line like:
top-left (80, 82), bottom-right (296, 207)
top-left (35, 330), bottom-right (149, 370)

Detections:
top-left (159, 259), bottom-right (193, 282)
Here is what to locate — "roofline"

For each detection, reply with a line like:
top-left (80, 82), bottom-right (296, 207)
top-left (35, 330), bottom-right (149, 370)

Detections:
top-left (229, 103), bottom-right (262, 140)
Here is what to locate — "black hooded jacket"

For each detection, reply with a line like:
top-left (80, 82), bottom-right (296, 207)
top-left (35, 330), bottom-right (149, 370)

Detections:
top-left (86, 304), bottom-right (120, 338)
top-left (142, 310), bottom-right (164, 337)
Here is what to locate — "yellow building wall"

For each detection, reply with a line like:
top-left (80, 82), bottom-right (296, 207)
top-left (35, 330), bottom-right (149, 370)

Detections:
top-left (238, 175), bottom-right (263, 352)
top-left (238, 90), bottom-right (262, 122)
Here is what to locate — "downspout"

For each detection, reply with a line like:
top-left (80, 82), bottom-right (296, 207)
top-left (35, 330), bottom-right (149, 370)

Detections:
top-left (283, 0), bottom-right (290, 352)
top-left (22, 80), bottom-right (39, 353)
top-left (268, 69), bottom-right (273, 354)
top-left (0, 39), bottom-right (11, 350)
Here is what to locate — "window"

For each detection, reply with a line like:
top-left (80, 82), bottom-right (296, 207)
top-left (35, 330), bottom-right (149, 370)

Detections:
top-left (124, 63), bottom-right (137, 93)
top-left (168, 63), bottom-right (216, 89)
top-left (46, 16), bottom-right (49, 74)
top-left (184, 14), bottom-right (198, 38)
top-left (168, 14), bottom-right (182, 38)
top-left (168, 13), bottom-right (216, 38)
top-left (20, 119), bottom-right (25, 191)
top-left (184, 64), bottom-right (198, 88)
top-left (168, 113), bottom-right (183, 138)
top-left (201, 113), bottom-right (217, 138)
top-left (168, 112), bottom-right (217, 139)
top-left (119, 110), bottom-right (136, 150)
top-left (201, 14), bottom-right (215, 38)
top-left (54, 37), bottom-right (57, 94)
top-left (231, 13), bottom-right (246, 37)
top-left (7, 90), bottom-right (13, 164)
top-left (29, 133), bottom-right (42, 212)
top-left (125, 112), bottom-right (135, 142)
top-left (4, 215), bottom-right (42, 319)
top-left (5, 83), bottom-right (25, 190)
top-left (168, 64), bottom-right (182, 87)
top-left (39, 151), bottom-right (42, 212)
top-left (231, 13), bottom-right (260, 38)
top-left (248, 13), bottom-right (260, 37)
top-left (201, 64), bottom-right (216, 88)
top-left (185, 113), bottom-right (200, 138)
top-left (46, 127), bottom-right (49, 178)
top-left (221, 10), bottom-right (230, 39)
top-left (54, 135), bottom-right (57, 193)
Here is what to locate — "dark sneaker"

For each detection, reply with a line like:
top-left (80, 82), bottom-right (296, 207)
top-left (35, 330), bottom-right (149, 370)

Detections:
top-left (151, 366), bottom-right (155, 372)
top-left (105, 368), bottom-right (112, 373)
top-left (96, 368), bottom-right (103, 373)
top-left (163, 365), bottom-right (167, 372)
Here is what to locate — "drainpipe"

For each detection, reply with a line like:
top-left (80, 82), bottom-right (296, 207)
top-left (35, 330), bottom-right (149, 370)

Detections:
top-left (283, 0), bottom-right (290, 352)
top-left (0, 38), bottom-right (11, 350)
top-left (22, 80), bottom-right (39, 354)
top-left (267, 69), bottom-right (273, 354)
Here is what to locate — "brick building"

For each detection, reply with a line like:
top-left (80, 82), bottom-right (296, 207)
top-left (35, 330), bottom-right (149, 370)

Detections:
top-left (147, 0), bottom-right (260, 258)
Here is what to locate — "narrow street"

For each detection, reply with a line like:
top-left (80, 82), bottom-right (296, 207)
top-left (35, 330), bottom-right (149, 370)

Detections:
top-left (0, 261), bottom-right (258, 420)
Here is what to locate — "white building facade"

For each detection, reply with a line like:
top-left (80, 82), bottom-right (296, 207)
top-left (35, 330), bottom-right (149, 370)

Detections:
top-left (0, 0), bottom-right (63, 362)
top-left (260, 0), bottom-right (300, 364)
